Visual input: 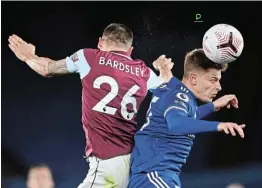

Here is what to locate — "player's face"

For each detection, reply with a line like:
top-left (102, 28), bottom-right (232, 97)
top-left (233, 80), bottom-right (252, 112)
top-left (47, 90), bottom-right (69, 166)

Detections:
top-left (195, 68), bottom-right (222, 103)
top-left (27, 167), bottom-right (54, 188)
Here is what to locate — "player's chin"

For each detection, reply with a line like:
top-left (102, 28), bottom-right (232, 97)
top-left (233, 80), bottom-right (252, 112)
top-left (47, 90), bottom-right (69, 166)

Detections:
top-left (201, 97), bottom-right (213, 103)
top-left (208, 97), bottom-right (214, 102)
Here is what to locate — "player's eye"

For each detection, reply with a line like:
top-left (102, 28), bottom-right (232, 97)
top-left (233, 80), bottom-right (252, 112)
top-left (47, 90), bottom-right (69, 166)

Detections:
top-left (210, 79), bottom-right (217, 83)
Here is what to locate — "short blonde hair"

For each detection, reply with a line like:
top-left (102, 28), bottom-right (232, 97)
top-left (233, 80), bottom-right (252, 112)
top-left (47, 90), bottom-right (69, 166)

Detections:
top-left (102, 23), bottom-right (133, 49)
top-left (184, 48), bottom-right (228, 78)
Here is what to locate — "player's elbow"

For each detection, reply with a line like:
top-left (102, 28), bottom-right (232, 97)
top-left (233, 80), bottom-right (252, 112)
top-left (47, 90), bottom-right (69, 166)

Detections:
top-left (37, 57), bottom-right (56, 77)
top-left (43, 60), bottom-right (55, 78)
top-left (41, 71), bottom-right (53, 78)
top-left (44, 74), bottom-right (53, 78)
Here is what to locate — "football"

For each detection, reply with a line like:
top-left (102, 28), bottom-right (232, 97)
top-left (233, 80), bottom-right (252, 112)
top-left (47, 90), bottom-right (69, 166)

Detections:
top-left (202, 24), bottom-right (244, 64)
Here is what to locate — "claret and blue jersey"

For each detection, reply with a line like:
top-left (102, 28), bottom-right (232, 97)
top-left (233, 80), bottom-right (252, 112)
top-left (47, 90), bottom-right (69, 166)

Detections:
top-left (129, 77), bottom-right (219, 187)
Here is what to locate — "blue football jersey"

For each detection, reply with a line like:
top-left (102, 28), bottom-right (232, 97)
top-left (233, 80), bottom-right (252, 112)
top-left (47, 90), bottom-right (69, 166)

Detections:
top-left (130, 77), bottom-right (217, 186)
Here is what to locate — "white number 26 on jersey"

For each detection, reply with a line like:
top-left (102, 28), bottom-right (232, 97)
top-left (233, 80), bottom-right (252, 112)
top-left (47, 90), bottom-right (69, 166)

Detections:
top-left (92, 75), bottom-right (140, 120)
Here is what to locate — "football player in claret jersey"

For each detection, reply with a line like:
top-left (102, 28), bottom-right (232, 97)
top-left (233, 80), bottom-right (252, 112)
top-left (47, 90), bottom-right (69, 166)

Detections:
top-left (8, 23), bottom-right (174, 188)
top-left (129, 49), bottom-right (246, 188)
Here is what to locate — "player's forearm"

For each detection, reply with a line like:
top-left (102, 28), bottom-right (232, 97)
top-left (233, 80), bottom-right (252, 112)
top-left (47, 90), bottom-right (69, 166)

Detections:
top-left (166, 113), bottom-right (219, 134)
top-left (47, 59), bottom-right (69, 76)
top-left (159, 70), bottom-right (173, 82)
top-left (197, 103), bottom-right (215, 119)
top-left (25, 56), bottom-right (68, 77)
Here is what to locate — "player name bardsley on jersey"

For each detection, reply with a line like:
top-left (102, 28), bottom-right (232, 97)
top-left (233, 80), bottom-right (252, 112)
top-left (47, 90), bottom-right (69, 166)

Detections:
top-left (99, 57), bottom-right (145, 77)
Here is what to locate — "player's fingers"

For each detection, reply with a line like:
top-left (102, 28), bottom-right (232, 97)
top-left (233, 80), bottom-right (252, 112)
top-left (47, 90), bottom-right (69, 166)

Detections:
top-left (227, 104), bottom-right (231, 109)
top-left (232, 95), bottom-right (238, 104)
top-left (225, 94), bottom-right (235, 101)
top-left (163, 59), bottom-right (172, 67)
top-left (8, 42), bottom-right (19, 53)
top-left (233, 124), bottom-right (245, 138)
top-left (153, 61), bottom-right (161, 68)
top-left (170, 62), bottom-right (174, 68)
top-left (239, 124), bottom-right (246, 129)
top-left (12, 34), bottom-right (24, 44)
top-left (159, 54), bottom-right (166, 59)
top-left (9, 36), bottom-right (26, 48)
top-left (28, 43), bottom-right (36, 54)
top-left (223, 127), bottom-right (229, 134)
top-left (230, 102), bottom-right (238, 108)
top-left (167, 58), bottom-right (172, 62)
top-left (162, 62), bottom-right (174, 70)
top-left (231, 98), bottom-right (239, 108)
top-left (228, 125), bottom-right (236, 136)
top-left (8, 37), bottom-right (20, 48)
top-left (228, 95), bottom-right (238, 104)
top-left (8, 44), bottom-right (17, 54)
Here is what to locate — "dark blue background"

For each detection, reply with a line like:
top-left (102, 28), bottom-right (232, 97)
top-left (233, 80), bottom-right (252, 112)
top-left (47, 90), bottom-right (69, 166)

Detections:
top-left (2, 2), bottom-right (262, 188)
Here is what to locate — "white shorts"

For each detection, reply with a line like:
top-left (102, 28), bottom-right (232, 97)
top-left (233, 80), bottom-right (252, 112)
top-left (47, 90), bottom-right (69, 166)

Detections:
top-left (77, 154), bottom-right (131, 188)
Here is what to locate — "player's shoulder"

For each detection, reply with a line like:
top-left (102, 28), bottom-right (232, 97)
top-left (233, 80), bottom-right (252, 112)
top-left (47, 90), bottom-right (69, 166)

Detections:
top-left (164, 85), bottom-right (194, 107)
top-left (172, 86), bottom-right (192, 101)
top-left (159, 87), bottom-right (193, 115)
top-left (127, 57), bottom-right (148, 72)
top-left (71, 48), bottom-right (98, 58)
top-left (133, 58), bottom-right (147, 65)
top-left (82, 48), bottom-right (100, 55)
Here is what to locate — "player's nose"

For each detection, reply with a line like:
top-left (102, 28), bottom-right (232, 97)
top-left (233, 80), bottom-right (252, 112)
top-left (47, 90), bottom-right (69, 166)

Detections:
top-left (217, 82), bottom-right (222, 91)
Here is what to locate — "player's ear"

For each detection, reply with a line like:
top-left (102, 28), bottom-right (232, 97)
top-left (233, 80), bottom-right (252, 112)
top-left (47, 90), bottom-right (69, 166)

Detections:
top-left (190, 73), bottom-right (197, 85)
top-left (97, 37), bottom-right (103, 49)
top-left (127, 46), bottom-right (133, 56)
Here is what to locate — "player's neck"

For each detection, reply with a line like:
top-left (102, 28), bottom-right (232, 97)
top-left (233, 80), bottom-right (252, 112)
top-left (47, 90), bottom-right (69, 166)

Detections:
top-left (106, 46), bottom-right (128, 53)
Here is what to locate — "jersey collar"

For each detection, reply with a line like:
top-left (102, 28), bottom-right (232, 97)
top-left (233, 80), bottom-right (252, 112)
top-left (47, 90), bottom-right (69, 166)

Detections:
top-left (110, 51), bottom-right (132, 60)
top-left (110, 51), bottom-right (130, 56)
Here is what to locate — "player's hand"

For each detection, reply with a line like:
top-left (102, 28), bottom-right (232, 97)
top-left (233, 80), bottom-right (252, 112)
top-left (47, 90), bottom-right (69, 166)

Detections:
top-left (213, 94), bottom-right (238, 111)
top-left (217, 122), bottom-right (245, 138)
top-left (8, 34), bottom-right (36, 62)
top-left (153, 55), bottom-right (174, 71)
top-left (28, 43), bottom-right (36, 54)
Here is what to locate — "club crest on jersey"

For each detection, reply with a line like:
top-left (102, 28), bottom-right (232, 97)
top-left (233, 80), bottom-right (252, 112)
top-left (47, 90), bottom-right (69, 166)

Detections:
top-left (176, 93), bottom-right (189, 102)
top-left (71, 53), bottom-right (79, 62)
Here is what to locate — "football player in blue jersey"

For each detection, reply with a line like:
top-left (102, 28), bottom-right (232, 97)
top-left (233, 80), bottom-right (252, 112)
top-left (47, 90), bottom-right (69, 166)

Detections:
top-left (128, 49), bottom-right (245, 188)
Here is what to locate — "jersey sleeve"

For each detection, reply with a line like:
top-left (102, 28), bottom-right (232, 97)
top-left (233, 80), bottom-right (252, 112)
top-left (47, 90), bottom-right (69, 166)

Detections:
top-left (147, 69), bottom-right (164, 90)
top-left (65, 49), bottom-right (91, 79)
top-left (164, 92), bottom-right (219, 135)
top-left (196, 103), bottom-right (215, 119)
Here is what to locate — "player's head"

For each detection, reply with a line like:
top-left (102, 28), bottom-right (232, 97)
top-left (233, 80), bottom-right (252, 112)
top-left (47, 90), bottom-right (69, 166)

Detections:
top-left (182, 48), bottom-right (228, 102)
top-left (98, 23), bottom-right (134, 55)
top-left (26, 164), bottom-right (54, 188)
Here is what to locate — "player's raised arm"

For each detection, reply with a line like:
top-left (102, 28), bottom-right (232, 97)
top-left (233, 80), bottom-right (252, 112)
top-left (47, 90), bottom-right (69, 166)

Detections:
top-left (147, 55), bottom-right (174, 90)
top-left (196, 103), bottom-right (215, 119)
top-left (197, 94), bottom-right (239, 119)
top-left (164, 92), bottom-right (245, 137)
top-left (8, 34), bottom-right (90, 77)
top-left (153, 55), bottom-right (174, 82)
top-left (8, 35), bottom-right (69, 77)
